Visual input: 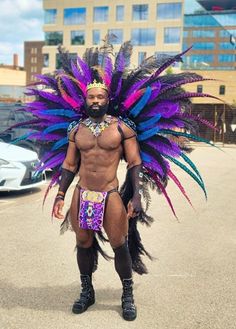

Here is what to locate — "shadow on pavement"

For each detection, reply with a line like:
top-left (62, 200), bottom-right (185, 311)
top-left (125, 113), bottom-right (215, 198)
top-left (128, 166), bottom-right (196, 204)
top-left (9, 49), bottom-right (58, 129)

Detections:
top-left (0, 188), bottom-right (42, 199)
top-left (0, 280), bottom-right (121, 315)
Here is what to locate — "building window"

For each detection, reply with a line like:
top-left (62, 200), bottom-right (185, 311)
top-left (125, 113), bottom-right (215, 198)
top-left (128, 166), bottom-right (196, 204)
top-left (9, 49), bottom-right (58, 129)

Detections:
top-left (45, 32), bottom-right (63, 46)
top-left (219, 42), bottom-right (234, 50)
top-left (31, 57), bottom-right (37, 64)
top-left (132, 5), bottom-right (148, 20)
top-left (44, 9), bottom-right (57, 24)
top-left (157, 3), bottom-right (182, 20)
top-left (138, 52), bottom-right (147, 65)
top-left (92, 30), bottom-right (100, 45)
top-left (43, 54), bottom-right (49, 67)
top-left (192, 30), bottom-right (215, 38)
top-left (131, 28), bottom-right (156, 46)
top-left (64, 8), bottom-right (86, 25)
top-left (193, 42), bottom-right (215, 50)
top-left (190, 54), bottom-right (214, 64)
top-left (31, 48), bottom-right (38, 54)
top-left (218, 54), bottom-right (235, 62)
top-left (164, 27), bottom-right (181, 44)
top-left (197, 85), bottom-right (203, 93)
top-left (56, 53), bottom-right (77, 69)
top-left (31, 66), bottom-right (36, 73)
top-left (116, 5), bottom-right (124, 21)
top-left (219, 85), bottom-right (225, 95)
top-left (71, 31), bottom-right (85, 45)
top-left (93, 6), bottom-right (109, 22)
top-left (108, 29), bottom-right (123, 44)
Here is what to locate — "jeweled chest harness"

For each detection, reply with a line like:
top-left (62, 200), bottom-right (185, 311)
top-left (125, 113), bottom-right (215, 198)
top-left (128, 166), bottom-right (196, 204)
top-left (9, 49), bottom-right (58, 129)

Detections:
top-left (82, 115), bottom-right (113, 137)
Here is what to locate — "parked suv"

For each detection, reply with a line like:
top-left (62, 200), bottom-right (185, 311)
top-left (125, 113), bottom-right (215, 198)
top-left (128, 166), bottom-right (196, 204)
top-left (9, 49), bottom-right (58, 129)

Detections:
top-left (0, 102), bottom-right (48, 156)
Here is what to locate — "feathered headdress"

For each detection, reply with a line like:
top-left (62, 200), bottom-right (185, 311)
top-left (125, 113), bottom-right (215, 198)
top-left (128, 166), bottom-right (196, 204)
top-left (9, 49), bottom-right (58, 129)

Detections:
top-left (13, 36), bottom-right (220, 274)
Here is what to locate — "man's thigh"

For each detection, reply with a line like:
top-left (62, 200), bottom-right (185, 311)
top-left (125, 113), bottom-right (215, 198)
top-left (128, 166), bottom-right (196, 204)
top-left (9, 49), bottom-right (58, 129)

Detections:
top-left (69, 186), bottom-right (94, 246)
top-left (103, 192), bottom-right (128, 248)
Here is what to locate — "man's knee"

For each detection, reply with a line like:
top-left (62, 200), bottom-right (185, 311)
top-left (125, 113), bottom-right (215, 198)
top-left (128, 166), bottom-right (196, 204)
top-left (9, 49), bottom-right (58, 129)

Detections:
top-left (76, 230), bottom-right (94, 248)
top-left (109, 236), bottom-right (126, 249)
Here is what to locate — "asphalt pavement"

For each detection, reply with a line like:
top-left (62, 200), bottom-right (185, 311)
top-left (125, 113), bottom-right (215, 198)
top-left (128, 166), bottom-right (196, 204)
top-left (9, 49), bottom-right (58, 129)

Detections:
top-left (0, 146), bottom-right (235, 329)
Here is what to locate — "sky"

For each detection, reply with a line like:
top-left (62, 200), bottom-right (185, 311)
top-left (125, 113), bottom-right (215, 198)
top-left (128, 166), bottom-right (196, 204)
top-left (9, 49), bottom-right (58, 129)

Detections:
top-left (0, 0), bottom-right (44, 66)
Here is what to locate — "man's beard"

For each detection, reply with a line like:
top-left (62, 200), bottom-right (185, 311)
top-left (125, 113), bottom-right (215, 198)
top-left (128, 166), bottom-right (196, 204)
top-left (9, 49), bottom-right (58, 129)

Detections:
top-left (85, 103), bottom-right (109, 118)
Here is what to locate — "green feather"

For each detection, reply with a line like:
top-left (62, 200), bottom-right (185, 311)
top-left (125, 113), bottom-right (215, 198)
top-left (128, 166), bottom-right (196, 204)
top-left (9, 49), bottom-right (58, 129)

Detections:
top-left (180, 153), bottom-right (204, 184)
top-left (160, 129), bottom-right (219, 148)
top-left (163, 154), bottom-right (207, 199)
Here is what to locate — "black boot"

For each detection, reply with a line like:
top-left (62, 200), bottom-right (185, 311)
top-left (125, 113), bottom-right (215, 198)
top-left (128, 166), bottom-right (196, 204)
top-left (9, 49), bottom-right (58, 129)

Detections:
top-left (72, 275), bottom-right (95, 314)
top-left (121, 278), bottom-right (137, 321)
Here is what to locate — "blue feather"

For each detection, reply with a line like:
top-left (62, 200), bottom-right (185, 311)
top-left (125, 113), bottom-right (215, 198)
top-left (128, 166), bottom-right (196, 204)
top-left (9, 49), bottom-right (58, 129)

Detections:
top-left (140, 151), bottom-right (152, 163)
top-left (51, 137), bottom-right (68, 151)
top-left (129, 87), bottom-right (152, 118)
top-left (137, 114), bottom-right (161, 131)
top-left (164, 154), bottom-right (207, 199)
top-left (180, 153), bottom-right (204, 183)
top-left (39, 109), bottom-right (77, 118)
top-left (138, 126), bottom-right (160, 141)
top-left (43, 123), bottom-right (69, 135)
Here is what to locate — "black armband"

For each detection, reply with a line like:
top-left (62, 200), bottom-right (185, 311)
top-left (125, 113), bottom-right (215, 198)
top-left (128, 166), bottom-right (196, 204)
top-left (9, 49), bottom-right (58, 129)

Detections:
top-left (58, 168), bottom-right (75, 195)
top-left (128, 164), bottom-right (143, 197)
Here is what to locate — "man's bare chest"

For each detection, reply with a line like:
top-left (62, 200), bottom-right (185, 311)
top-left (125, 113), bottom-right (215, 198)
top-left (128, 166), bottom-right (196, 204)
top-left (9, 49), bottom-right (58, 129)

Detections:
top-left (75, 124), bottom-right (122, 152)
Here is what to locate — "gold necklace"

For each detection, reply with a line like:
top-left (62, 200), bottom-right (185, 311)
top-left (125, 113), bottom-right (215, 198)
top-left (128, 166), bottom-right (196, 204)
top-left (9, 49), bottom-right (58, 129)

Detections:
top-left (82, 115), bottom-right (113, 137)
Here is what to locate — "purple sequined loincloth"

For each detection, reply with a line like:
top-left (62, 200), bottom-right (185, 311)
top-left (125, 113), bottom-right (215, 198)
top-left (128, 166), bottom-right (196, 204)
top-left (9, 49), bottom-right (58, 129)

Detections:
top-left (78, 188), bottom-right (108, 231)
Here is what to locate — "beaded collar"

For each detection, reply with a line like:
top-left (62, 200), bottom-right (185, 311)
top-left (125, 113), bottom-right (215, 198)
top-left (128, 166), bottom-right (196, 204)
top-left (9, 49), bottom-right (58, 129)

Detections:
top-left (82, 115), bottom-right (113, 137)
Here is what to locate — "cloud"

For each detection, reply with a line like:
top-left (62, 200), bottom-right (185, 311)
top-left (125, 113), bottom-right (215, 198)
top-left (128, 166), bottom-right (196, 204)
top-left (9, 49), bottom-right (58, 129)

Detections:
top-left (0, 0), bottom-right (44, 65)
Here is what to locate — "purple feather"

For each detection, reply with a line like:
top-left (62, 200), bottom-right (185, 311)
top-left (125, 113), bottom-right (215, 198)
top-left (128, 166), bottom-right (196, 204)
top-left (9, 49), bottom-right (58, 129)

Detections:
top-left (168, 169), bottom-right (193, 208)
top-left (148, 81), bottom-right (161, 103)
top-left (126, 78), bottom-right (149, 98)
top-left (43, 171), bottom-right (61, 205)
top-left (142, 101), bottom-right (180, 118)
top-left (148, 140), bottom-right (181, 157)
top-left (159, 77), bottom-right (215, 96)
top-left (77, 57), bottom-right (92, 84)
top-left (115, 52), bottom-right (125, 72)
top-left (60, 75), bottom-right (83, 107)
top-left (104, 56), bottom-right (113, 86)
top-left (71, 60), bottom-right (84, 82)
top-left (152, 46), bottom-right (192, 79)
top-left (38, 153), bottom-right (65, 172)
top-left (168, 92), bottom-right (222, 102)
top-left (145, 167), bottom-right (177, 218)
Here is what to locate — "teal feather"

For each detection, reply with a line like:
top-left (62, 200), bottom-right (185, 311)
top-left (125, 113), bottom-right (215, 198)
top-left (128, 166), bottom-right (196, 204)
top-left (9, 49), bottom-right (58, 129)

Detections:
top-left (163, 154), bottom-right (207, 199)
top-left (159, 129), bottom-right (218, 148)
top-left (180, 153), bottom-right (204, 184)
top-left (11, 132), bottom-right (33, 144)
top-left (129, 87), bottom-right (152, 118)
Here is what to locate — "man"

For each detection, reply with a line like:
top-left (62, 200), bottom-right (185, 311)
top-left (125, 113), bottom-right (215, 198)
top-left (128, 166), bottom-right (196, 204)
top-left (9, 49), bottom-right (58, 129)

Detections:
top-left (52, 81), bottom-right (143, 321)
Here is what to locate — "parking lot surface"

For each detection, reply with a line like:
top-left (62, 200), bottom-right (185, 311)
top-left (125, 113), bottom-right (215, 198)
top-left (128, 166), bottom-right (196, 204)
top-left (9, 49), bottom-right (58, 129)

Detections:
top-left (0, 146), bottom-right (235, 329)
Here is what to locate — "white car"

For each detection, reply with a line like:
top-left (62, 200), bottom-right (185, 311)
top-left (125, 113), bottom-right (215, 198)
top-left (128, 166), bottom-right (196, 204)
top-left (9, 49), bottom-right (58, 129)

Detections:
top-left (0, 142), bottom-right (46, 191)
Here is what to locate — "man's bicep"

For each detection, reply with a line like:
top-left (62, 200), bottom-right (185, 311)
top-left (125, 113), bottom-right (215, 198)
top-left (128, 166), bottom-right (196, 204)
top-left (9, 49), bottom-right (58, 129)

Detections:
top-left (123, 137), bottom-right (142, 168)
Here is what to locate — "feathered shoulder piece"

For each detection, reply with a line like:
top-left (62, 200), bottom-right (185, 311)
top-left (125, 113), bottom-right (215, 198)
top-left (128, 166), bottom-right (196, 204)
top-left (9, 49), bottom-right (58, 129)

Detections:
top-left (15, 36), bottom-right (219, 212)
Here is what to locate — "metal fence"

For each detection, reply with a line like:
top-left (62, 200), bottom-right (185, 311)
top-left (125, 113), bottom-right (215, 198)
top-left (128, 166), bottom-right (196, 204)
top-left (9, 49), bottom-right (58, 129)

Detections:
top-left (190, 104), bottom-right (236, 144)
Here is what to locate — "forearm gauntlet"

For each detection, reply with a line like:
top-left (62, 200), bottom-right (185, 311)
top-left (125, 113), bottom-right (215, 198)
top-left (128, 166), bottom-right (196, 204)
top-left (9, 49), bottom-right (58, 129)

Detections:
top-left (128, 164), bottom-right (143, 213)
top-left (128, 164), bottom-right (143, 196)
top-left (57, 168), bottom-right (75, 200)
